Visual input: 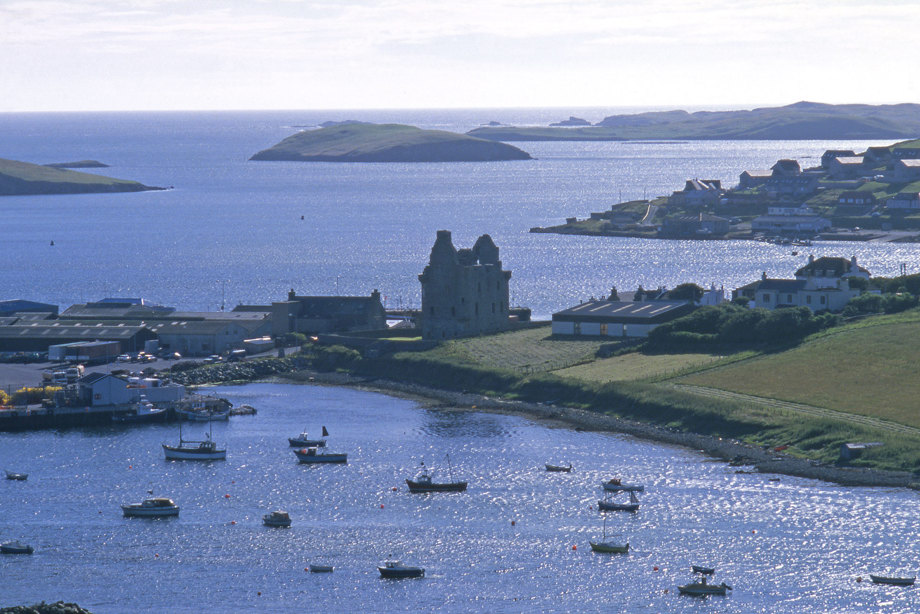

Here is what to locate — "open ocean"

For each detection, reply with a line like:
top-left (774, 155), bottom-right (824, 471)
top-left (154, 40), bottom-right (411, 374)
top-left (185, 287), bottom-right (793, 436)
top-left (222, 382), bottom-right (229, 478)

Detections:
top-left (3, 109), bottom-right (920, 612)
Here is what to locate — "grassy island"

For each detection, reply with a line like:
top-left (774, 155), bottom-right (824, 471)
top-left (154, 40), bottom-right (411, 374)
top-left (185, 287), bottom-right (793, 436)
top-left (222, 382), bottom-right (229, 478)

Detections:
top-left (250, 123), bottom-right (532, 162)
top-left (0, 157), bottom-right (160, 196)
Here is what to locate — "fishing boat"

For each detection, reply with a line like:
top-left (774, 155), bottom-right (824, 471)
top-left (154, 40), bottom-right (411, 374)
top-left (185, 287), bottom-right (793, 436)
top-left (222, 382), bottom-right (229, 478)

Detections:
top-left (289, 426), bottom-right (328, 448)
top-left (0, 540), bottom-right (34, 555)
top-left (5, 470), bottom-right (28, 481)
top-left (112, 398), bottom-right (167, 423)
top-left (378, 560), bottom-right (424, 578)
top-left (678, 580), bottom-right (731, 596)
top-left (162, 420), bottom-right (226, 461)
top-left (309, 564), bottom-right (334, 573)
top-left (545, 463), bottom-right (573, 472)
top-left (293, 447), bottom-right (347, 464)
top-left (177, 407), bottom-right (230, 421)
top-left (589, 516), bottom-right (629, 553)
top-left (262, 510), bottom-right (292, 527)
top-left (602, 478), bottom-right (644, 492)
top-left (598, 490), bottom-right (640, 512)
top-left (406, 456), bottom-right (467, 493)
top-left (121, 497), bottom-right (180, 518)
top-left (870, 575), bottom-right (916, 586)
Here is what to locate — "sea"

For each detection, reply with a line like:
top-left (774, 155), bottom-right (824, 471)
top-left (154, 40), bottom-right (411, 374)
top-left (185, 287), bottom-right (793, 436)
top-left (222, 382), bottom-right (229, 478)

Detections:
top-left (2, 109), bottom-right (920, 612)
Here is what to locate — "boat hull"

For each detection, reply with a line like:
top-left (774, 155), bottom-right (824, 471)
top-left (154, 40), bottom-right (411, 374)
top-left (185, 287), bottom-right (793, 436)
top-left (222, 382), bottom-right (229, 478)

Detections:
top-left (602, 482), bottom-right (644, 492)
top-left (122, 506), bottom-right (180, 518)
top-left (0, 544), bottom-right (33, 555)
top-left (597, 500), bottom-right (639, 512)
top-left (545, 464), bottom-right (572, 472)
top-left (5, 472), bottom-right (28, 481)
top-left (309, 565), bottom-right (333, 573)
top-left (378, 567), bottom-right (424, 578)
top-left (162, 444), bottom-right (226, 461)
top-left (406, 479), bottom-right (467, 493)
top-left (589, 541), bottom-right (629, 553)
top-left (288, 438), bottom-right (326, 448)
top-left (294, 450), bottom-right (347, 463)
top-left (263, 518), bottom-right (292, 527)
top-left (678, 583), bottom-right (728, 596)
top-left (112, 409), bottom-right (168, 423)
top-left (870, 575), bottom-right (916, 586)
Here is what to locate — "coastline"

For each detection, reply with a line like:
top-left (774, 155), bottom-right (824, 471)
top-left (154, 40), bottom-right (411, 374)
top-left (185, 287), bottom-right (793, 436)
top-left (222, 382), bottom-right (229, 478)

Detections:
top-left (269, 370), bottom-right (918, 489)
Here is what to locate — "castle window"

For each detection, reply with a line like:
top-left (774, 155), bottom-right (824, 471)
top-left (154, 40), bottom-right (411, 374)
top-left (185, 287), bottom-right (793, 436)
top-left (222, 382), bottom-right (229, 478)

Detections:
top-left (451, 307), bottom-right (456, 317)
top-left (491, 303), bottom-right (495, 313)
top-left (430, 307), bottom-right (435, 316)
top-left (475, 303), bottom-right (479, 316)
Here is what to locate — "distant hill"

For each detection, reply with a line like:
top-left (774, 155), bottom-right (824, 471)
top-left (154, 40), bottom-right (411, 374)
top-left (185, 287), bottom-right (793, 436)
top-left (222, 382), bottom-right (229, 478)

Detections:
top-left (467, 102), bottom-right (920, 141)
top-left (44, 160), bottom-right (109, 169)
top-left (0, 158), bottom-right (162, 196)
top-left (250, 123), bottom-right (532, 162)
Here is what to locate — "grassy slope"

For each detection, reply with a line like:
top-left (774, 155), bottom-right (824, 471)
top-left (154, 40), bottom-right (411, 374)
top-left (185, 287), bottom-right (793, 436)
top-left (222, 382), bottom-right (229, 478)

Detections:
top-left (677, 310), bottom-right (920, 427)
top-left (250, 123), bottom-right (531, 161)
top-left (0, 157), bottom-right (151, 196)
top-left (554, 351), bottom-right (724, 383)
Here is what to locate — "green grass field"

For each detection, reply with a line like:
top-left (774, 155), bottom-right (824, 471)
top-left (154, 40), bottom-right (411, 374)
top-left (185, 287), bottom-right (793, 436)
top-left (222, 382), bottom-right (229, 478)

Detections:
top-left (0, 157), bottom-right (141, 186)
top-left (554, 351), bottom-right (722, 383)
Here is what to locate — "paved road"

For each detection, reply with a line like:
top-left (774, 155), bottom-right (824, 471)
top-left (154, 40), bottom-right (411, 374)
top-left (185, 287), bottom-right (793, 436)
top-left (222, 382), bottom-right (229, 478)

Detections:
top-left (669, 383), bottom-right (920, 438)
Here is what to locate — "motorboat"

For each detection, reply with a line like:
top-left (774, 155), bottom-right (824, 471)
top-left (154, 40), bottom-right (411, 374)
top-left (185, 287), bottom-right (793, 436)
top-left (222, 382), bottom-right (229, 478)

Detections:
top-left (406, 456), bottom-right (467, 493)
top-left (602, 478), bottom-right (644, 492)
top-left (121, 497), bottom-right (180, 518)
top-left (378, 560), bottom-right (424, 578)
top-left (678, 579), bottom-right (731, 596)
top-left (598, 490), bottom-right (640, 512)
top-left (589, 517), bottom-right (629, 553)
top-left (163, 421), bottom-right (226, 461)
top-left (0, 540), bottom-right (34, 555)
top-left (870, 575), bottom-right (916, 586)
top-left (309, 565), bottom-right (334, 573)
top-left (294, 447), bottom-right (347, 464)
top-left (545, 463), bottom-right (573, 472)
top-left (112, 398), bottom-right (167, 423)
top-left (177, 407), bottom-right (230, 421)
top-left (262, 510), bottom-right (292, 527)
top-left (289, 426), bottom-right (328, 448)
top-left (5, 470), bottom-right (28, 481)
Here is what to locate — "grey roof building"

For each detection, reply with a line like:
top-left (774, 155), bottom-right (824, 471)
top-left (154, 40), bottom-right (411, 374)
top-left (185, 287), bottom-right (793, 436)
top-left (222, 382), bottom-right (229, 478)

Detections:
top-left (552, 299), bottom-right (695, 338)
top-left (272, 290), bottom-right (387, 336)
top-left (0, 299), bottom-right (59, 317)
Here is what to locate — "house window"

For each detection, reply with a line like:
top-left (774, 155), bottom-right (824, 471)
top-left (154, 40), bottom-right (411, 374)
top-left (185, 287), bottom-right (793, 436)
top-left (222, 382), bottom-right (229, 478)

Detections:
top-left (430, 307), bottom-right (435, 316)
top-left (600, 323), bottom-right (608, 336)
top-left (820, 296), bottom-right (826, 305)
top-left (762, 294), bottom-right (771, 302)
top-left (787, 294), bottom-right (793, 303)
top-left (491, 303), bottom-right (495, 313)
top-left (573, 322), bottom-right (581, 335)
top-left (451, 307), bottom-right (456, 317)
top-left (475, 303), bottom-right (479, 316)
top-left (806, 295), bottom-right (812, 304)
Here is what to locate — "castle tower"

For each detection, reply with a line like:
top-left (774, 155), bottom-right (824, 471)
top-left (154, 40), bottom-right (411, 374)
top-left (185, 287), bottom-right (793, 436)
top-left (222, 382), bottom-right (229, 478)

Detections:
top-left (418, 230), bottom-right (512, 340)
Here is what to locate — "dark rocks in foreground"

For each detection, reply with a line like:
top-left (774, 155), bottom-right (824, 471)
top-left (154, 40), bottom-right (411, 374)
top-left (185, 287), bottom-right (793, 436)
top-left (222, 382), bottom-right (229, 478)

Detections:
top-left (0, 602), bottom-right (92, 614)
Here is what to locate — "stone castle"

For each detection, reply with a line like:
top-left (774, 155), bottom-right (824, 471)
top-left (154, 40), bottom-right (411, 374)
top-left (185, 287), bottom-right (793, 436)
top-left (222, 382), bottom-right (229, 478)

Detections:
top-left (418, 230), bottom-right (511, 340)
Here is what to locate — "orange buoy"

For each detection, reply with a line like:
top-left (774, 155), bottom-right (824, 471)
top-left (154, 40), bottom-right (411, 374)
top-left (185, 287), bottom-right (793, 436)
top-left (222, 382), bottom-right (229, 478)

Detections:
top-left (511, 520), bottom-right (515, 526)
top-left (572, 545), bottom-right (577, 550)
top-left (752, 529), bottom-right (756, 534)
top-left (128, 465), bottom-right (132, 469)
top-left (380, 504), bottom-right (385, 509)
top-left (155, 553), bottom-right (159, 558)
top-left (257, 592), bottom-right (261, 596)
top-left (304, 568), bottom-right (309, 572)
top-left (653, 566), bottom-right (659, 571)
top-left (225, 494), bottom-right (231, 498)
top-left (230, 520), bottom-right (236, 525)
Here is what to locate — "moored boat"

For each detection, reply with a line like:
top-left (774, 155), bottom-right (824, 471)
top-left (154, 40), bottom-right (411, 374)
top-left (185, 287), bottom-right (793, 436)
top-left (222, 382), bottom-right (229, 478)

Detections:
top-left (121, 497), bottom-right (180, 518)
top-left (870, 575), bottom-right (915, 586)
top-left (178, 407), bottom-right (230, 421)
top-left (406, 456), bottom-right (467, 493)
top-left (294, 447), bottom-right (347, 464)
top-left (602, 478), bottom-right (644, 492)
top-left (112, 398), bottom-right (167, 423)
top-left (692, 565), bottom-right (716, 575)
top-left (589, 517), bottom-right (629, 553)
top-left (545, 463), bottom-right (572, 472)
top-left (678, 580), bottom-right (731, 596)
top-left (163, 421), bottom-right (226, 461)
top-left (289, 426), bottom-right (328, 448)
top-left (0, 540), bottom-right (34, 555)
top-left (309, 564), bottom-right (334, 573)
top-left (378, 560), bottom-right (424, 578)
top-left (598, 490), bottom-right (640, 512)
top-left (5, 470), bottom-right (28, 481)
top-left (262, 510), bottom-right (292, 527)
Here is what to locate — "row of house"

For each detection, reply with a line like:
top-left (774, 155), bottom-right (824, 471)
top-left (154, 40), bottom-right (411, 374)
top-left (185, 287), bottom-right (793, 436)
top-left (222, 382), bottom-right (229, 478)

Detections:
top-left (550, 256), bottom-right (869, 339)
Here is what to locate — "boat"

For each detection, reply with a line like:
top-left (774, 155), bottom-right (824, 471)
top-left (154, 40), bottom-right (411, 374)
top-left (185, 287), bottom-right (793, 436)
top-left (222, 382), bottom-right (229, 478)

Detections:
top-left (112, 397), bottom-right (167, 423)
top-left (602, 478), bottom-right (644, 492)
top-left (289, 425), bottom-right (328, 448)
top-left (177, 407), bottom-right (230, 421)
top-left (262, 510), bottom-right (292, 527)
top-left (5, 470), bottom-right (28, 481)
top-left (870, 575), bottom-right (916, 586)
top-left (309, 564), bottom-right (334, 573)
top-left (545, 463), bottom-right (572, 472)
top-left (406, 456), bottom-right (467, 493)
top-left (162, 420), bottom-right (226, 461)
top-left (0, 540), bottom-right (34, 555)
top-left (121, 497), bottom-right (180, 518)
top-left (294, 447), bottom-right (347, 464)
top-left (378, 560), bottom-right (425, 579)
top-left (678, 579), bottom-right (732, 596)
top-left (692, 566), bottom-right (716, 575)
top-left (598, 490), bottom-right (640, 512)
top-left (589, 516), bottom-right (629, 553)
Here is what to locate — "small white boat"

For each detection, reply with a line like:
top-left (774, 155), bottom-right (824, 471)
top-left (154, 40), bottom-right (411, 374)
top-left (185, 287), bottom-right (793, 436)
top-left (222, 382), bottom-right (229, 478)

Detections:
top-left (598, 490), bottom-right (640, 512)
top-left (545, 463), bottom-right (572, 472)
top-left (5, 470), bottom-right (28, 481)
top-left (178, 408), bottom-right (230, 421)
top-left (262, 510), bottom-right (292, 527)
top-left (122, 497), bottom-right (180, 518)
top-left (378, 560), bottom-right (424, 578)
top-left (870, 575), bottom-right (916, 586)
top-left (112, 398), bottom-right (167, 423)
top-left (0, 540), bottom-right (34, 554)
top-left (294, 447), bottom-right (347, 464)
top-left (602, 478), bottom-right (644, 492)
top-left (289, 426), bottom-right (328, 448)
top-left (589, 517), bottom-right (629, 553)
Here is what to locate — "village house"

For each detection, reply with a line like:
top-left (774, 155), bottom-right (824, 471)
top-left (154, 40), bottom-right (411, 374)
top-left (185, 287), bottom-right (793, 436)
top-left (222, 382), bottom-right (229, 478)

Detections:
top-left (668, 179), bottom-right (723, 207)
top-left (738, 170), bottom-right (773, 189)
top-left (0, 299), bottom-right (59, 317)
top-left (826, 156), bottom-right (866, 180)
top-left (821, 150), bottom-right (856, 169)
top-left (886, 192), bottom-right (920, 210)
top-left (863, 146), bottom-right (894, 167)
top-left (750, 214), bottom-right (831, 236)
top-left (733, 255), bottom-right (869, 312)
top-left (837, 191), bottom-right (876, 207)
top-left (271, 289), bottom-right (387, 337)
top-left (890, 159), bottom-right (920, 183)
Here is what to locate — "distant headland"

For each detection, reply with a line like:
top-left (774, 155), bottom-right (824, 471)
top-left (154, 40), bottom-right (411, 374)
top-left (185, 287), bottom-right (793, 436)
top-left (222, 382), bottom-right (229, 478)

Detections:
top-left (250, 123), bottom-right (532, 162)
top-left (0, 158), bottom-right (162, 197)
top-left (44, 160), bottom-right (109, 169)
top-left (467, 101), bottom-right (920, 141)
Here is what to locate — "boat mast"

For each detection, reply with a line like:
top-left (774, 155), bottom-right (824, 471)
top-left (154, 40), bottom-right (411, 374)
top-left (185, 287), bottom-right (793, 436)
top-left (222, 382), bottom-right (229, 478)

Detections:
top-left (446, 453), bottom-right (454, 482)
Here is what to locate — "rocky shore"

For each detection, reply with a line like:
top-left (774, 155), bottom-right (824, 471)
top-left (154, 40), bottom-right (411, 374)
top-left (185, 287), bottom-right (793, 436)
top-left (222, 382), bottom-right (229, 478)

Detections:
top-left (277, 370), bottom-right (918, 489)
top-left (0, 602), bottom-right (92, 614)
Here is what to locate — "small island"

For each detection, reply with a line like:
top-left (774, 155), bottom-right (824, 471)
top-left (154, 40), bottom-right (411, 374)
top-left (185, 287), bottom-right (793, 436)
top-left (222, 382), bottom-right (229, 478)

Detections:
top-left (0, 157), bottom-right (162, 197)
top-left (250, 123), bottom-right (532, 163)
top-left (468, 101), bottom-right (920, 141)
top-left (550, 116), bottom-right (592, 127)
top-left (44, 160), bottom-right (109, 169)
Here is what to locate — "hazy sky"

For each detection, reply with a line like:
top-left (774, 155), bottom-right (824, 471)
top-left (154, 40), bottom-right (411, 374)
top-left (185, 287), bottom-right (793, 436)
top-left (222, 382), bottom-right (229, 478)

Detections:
top-left (3, 0), bottom-right (919, 112)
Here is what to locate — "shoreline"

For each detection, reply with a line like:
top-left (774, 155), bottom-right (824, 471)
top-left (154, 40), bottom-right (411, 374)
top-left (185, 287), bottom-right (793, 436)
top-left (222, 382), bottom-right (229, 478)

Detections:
top-left (530, 226), bottom-right (920, 244)
top-left (267, 370), bottom-right (918, 489)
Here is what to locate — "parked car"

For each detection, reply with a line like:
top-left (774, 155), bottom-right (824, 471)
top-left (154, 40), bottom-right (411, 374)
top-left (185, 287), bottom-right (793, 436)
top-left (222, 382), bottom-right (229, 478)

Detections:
top-left (117, 354), bottom-right (131, 362)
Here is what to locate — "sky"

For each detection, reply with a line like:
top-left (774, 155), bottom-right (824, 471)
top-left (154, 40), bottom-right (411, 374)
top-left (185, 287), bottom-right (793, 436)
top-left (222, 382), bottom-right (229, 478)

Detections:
top-left (2, 0), bottom-right (920, 112)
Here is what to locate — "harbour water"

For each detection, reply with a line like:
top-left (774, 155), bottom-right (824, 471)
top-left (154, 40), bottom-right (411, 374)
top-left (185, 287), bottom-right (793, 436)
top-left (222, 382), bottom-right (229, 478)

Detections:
top-left (2, 383), bottom-right (919, 613)
top-left (2, 109), bottom-right (919, 317)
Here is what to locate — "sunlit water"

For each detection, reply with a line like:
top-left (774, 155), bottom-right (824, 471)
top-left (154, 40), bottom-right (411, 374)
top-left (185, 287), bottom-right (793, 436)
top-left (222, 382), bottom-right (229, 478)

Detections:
top-left (2, 383), bottom-right (919, 613)
top-left (2, 109), bottom-right (918, 318)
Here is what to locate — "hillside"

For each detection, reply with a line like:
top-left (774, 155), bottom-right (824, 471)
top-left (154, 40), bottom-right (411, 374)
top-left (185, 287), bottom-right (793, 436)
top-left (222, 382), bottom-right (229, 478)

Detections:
top-left (467, 101), bottom-right (920, 141)
top-left (250, 123), bottom-right (532, 162)
top-left (0, 158), bottom-right (161, 196)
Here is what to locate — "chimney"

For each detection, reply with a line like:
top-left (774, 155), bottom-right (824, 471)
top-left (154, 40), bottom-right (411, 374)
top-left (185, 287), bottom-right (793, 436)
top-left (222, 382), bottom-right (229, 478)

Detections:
top-left (762, 271), bottom-right (767, 280)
